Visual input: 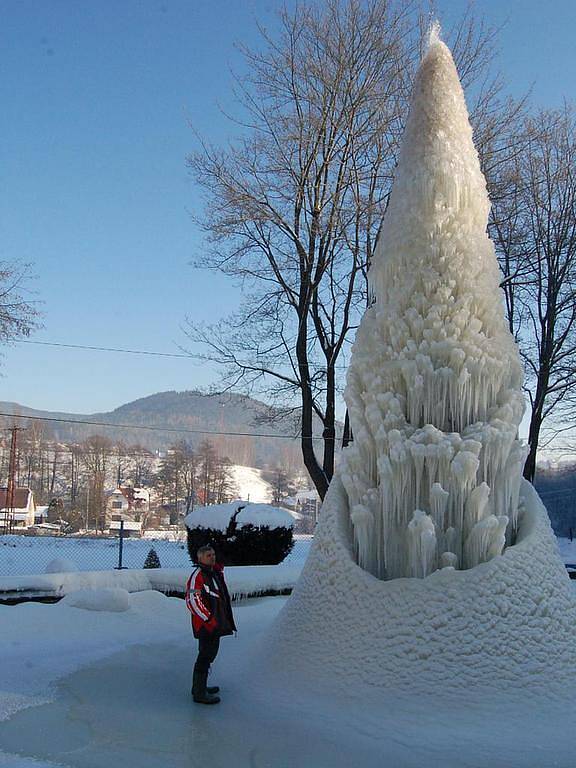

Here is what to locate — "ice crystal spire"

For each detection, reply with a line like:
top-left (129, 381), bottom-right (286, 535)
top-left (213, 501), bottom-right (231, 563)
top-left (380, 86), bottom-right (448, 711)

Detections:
top-left (340, 28), bottom-right (527, 580)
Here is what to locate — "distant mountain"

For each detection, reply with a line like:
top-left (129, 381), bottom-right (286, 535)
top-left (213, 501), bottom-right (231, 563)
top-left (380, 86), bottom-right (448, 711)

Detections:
top-left (0, 390), bottom-right (321, 468)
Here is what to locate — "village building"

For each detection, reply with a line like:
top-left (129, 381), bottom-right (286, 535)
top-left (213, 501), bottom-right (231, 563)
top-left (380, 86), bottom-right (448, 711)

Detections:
top-left (0, 487), bottom-right (36, 530)
top-left (105, 485), bottom-right (152, 536)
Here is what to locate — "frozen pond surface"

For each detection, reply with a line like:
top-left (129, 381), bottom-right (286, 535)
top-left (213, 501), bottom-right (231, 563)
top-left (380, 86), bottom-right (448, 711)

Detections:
top-left (1, 593), bottom-right (575, 768)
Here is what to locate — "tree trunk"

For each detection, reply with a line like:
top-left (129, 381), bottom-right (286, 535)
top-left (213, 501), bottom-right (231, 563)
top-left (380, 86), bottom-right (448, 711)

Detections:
top-left (322, 364), bottom-right (336, 483)
top-left (342, 410), bottom-right (352, 448)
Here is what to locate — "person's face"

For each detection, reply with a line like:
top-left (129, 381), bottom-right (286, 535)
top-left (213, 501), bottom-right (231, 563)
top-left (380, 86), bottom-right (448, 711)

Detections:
top-left (198, 549), bottom-right (216, 566)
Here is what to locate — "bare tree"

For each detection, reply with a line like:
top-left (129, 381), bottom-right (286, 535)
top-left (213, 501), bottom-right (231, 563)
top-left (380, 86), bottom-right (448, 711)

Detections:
top-left (490, 106), bottom-right (576, 481)
top-left (186, 1), bottom-right (517, 498)
top-left (0, 261), bottom-right (41, 348)
top-left (174, 440), bottom-right (198, 514)
top-left (79, 435), bottom-right (114, 531)
top-left (264, 466), bottom-right (297, 505)
top-left (128, 445), bottom-right (156, 487)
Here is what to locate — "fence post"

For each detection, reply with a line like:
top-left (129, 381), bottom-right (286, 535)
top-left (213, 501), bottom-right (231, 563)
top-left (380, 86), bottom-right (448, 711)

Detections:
top-left (117, 520), bottom-right (125, 569)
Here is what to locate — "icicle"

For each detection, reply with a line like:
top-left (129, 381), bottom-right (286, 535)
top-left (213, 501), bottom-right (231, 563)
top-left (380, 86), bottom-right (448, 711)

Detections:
top-left (440, 551), bottom-right (458, 569)
top-left (464, 515), bottom-right (508, 568)
top-left (407, 510), bottom-right (437, 578)
top-left (350, 504), bottom-right (374, 572)
top-left (430, 482), bottom-right (449, 531)
top-left (463, 482), bottom-right (491, 542)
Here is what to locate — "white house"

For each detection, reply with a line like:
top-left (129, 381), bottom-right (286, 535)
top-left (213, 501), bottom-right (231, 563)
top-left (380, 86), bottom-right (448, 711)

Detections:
top-left (105, 486), bottom-right (151, 536)
top-left (0, 487), bottom-right (36, 529)
top-left (107, 488), bottom-right (130, 516)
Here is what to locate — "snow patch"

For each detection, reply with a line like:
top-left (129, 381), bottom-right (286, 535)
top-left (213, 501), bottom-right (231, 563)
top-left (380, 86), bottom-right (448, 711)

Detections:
top-left (61, 588), bottom-right (131, 612)
top-left (44, 558), bottom-right (78, 574)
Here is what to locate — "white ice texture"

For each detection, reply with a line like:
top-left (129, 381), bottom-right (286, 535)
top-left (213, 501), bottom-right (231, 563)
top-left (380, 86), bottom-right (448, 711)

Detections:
top-left (266, 478), bottom-right (576, 694)
top-left (340, 33), bottom-right (527, 579)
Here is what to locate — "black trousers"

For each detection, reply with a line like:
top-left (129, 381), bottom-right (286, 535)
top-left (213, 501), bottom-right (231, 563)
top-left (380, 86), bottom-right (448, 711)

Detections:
top-left (194, 635), bottom-right (220, 674)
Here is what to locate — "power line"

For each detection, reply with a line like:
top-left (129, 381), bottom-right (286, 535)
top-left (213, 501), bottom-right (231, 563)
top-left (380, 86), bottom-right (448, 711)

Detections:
top-left (15, 339), bottom-right (350, 370)
top-left (17, 340), bottom-right (194, 360)
top-left (0, 411), bottom-right (341, 442)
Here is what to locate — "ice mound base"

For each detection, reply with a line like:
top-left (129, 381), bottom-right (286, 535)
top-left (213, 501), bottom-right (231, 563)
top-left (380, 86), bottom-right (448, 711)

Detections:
top-left (265, 477), bottom-right (576, 695)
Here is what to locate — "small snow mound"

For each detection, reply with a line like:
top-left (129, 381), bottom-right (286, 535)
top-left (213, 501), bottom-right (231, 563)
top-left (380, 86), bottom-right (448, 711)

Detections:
top-left (61, 588), bottom-right (131, 612)
top-left (45, 558), bottom-right (78, 574)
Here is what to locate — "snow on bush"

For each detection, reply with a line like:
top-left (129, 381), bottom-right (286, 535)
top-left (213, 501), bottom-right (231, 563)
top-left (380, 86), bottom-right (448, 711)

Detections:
top-left (185, 502), bottom-right (295, 532)
top-left (61, 588), bottom-right (131, 612)
top-left (45, 558), bottom-right (79, 574)
top-left (185, 501), bottom-right (295, 566)
top-left (339, 25), bottom-right (527, 580)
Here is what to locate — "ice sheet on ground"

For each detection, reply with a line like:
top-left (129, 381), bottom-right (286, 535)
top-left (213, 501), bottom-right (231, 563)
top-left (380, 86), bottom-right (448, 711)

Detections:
top-left (0, 593), bottom-right (575, 768)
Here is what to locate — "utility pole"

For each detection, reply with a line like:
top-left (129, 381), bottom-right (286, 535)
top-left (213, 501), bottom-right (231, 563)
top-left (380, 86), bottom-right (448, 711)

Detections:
top-left (3, 426), bottom-right (25, 534)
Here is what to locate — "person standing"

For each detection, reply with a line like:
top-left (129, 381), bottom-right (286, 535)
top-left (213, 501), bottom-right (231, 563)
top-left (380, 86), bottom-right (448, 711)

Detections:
top-left (185, 544), bottom-right (236, 705)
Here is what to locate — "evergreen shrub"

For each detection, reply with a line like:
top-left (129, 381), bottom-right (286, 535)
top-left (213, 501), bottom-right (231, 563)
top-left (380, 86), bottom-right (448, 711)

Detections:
top-left (143, 547), bottom-right (161, 569)
top-left (186, 513), bottom-right (293, 566)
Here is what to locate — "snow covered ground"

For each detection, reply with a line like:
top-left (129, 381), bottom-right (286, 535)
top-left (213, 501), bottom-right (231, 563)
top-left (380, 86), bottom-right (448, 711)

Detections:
top-left (230, 464), bottom-right (274, 503)
top-left (0, 563), bottom-right (303, 601)
top-left (555, 537), bottom-right (576, 564)
top-left (0, 588), bottom-right (575, 768)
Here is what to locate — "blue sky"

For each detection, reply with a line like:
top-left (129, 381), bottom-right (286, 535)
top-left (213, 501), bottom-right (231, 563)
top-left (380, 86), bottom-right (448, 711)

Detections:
top-left (0, 0), bottom-right (574, 413)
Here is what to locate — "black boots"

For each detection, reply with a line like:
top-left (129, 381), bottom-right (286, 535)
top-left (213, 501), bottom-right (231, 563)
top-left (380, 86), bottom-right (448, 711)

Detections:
top-left (192, 670), bottom-right (220, 705)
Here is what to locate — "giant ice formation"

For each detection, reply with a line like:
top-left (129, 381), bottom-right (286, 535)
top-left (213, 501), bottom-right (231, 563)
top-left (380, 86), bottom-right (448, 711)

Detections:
top-left (340, 25), bottom-right (527, 580)
top-left (259, 28), bottom-right (576, 695)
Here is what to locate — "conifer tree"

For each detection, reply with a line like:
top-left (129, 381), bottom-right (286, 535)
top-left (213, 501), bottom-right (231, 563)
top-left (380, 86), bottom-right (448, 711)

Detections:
top-left (143, 547), bottom-right (161, 569)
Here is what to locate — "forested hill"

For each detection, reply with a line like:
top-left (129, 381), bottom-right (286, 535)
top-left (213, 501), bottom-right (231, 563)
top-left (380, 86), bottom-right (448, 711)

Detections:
top-left (0, 391), bottom-right (320, 468)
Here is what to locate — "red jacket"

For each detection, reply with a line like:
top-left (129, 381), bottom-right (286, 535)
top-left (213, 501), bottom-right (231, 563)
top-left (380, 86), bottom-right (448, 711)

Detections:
top-left (185, 563), bottom-right (236, 640)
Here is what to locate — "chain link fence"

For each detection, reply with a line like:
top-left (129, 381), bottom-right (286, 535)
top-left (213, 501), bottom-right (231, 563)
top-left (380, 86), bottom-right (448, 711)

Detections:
top-left (0, 529), bottom-right (313, 578)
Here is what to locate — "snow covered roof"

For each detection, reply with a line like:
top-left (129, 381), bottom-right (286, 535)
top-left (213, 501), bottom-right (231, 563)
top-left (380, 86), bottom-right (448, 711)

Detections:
top-left (184, 501), bottom-right (296, 532)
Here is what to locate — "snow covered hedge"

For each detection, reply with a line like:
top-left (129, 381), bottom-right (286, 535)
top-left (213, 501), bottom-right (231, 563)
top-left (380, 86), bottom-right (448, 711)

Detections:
top-left (184, 502), bottom-right (295, 566)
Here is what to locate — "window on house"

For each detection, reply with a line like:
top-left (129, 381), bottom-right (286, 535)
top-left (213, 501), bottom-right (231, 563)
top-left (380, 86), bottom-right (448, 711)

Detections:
top-left (112, 501), bottom-right (123, 509)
